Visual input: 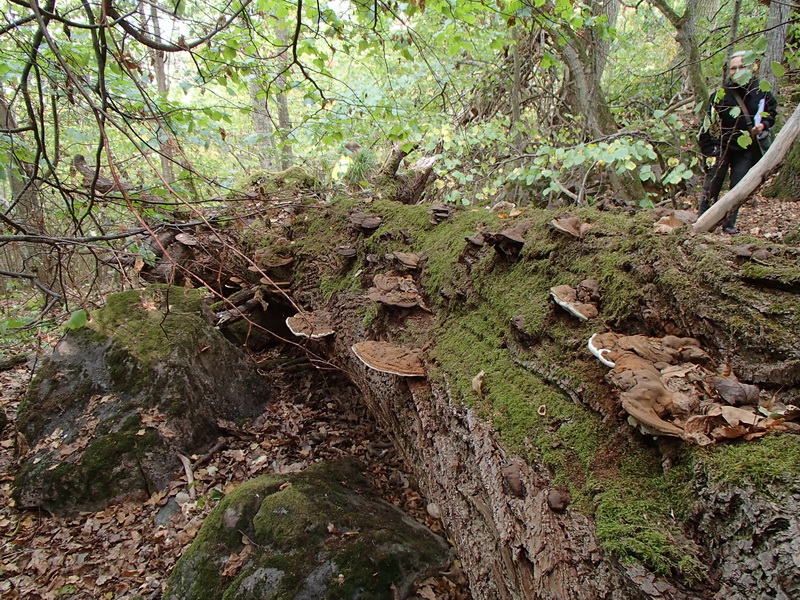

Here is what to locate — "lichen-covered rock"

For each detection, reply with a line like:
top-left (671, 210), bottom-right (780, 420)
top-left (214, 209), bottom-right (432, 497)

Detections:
top-left (165, 459), bottom-right (452, 600)
top-left (13, 285), bottom-right (268, 514)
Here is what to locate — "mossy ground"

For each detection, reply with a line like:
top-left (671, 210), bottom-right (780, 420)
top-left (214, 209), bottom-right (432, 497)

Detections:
top-left (287, 195), bottom-right (800, 581)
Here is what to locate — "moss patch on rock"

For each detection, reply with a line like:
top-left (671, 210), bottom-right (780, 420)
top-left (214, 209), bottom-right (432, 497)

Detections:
top-left (165, 459), bottom-right (451, 600)
top-left (14, 285), bottom-right (268, 514)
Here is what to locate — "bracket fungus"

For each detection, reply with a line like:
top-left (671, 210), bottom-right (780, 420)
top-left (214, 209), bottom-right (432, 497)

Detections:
top-left (367, 274), bottom-right (429, 310)
top-left (484, 219), bottom-right (531, 258)
top-left (175, 232), bottom-right (199, 246)
top-left (386, 251), bottom-right (422, 270)
top-left (550, 214), bottom-right (593, 239)
top-left (428, 203), bottom-right (453, 225)
top-left (349, 211), bottom-right (383, 232)
top-left (286, 310), bottom-right (336, 340)
top-left (586, 331), bottom-right (796, 445)
top-left (335, 244), bottom-right (358, 259)
top-left (550, 284), bottom-right (599, 321)
top-left (351, 341), bottom-right (426, 377)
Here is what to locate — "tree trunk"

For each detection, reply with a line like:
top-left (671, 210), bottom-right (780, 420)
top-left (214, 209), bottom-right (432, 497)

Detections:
top-left (649, 0), bottom-right (709, 109)
top-left (136, 183), bottom-right (800, 599)
top-left (694, 101), bottom-right (800, 232)
top-left (275, 28), bottom-right (294, 170)
top-left (249, 75), bottom-right (276, 170)
top-left (762, 0), bottom-right (791, 97)
top-left (148, 3), bottom-right (175, 185)
top-left (0, 96), bottom-right (44, 272)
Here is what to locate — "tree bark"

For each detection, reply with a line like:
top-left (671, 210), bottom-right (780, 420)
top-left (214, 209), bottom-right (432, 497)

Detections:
top-left (649, 0), bottom-right (709, 109)
top-left (762, 0), bottom-right (791, 97)
top-left (275, 28), bottom-right (294, 169)
top-left (694, 101), bottom-right (800, 232)
top-left (147, 2), bottom-right (175, 185)
top-left (249, 75), bottom-right (276, 170)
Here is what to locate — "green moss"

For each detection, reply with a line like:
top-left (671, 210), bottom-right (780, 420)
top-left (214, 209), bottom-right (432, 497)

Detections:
top-left (739, 262), bottom-right (800, 287)
top-left (13, 413), bottom-right (164, 512)
top-left (167, 460), bottom-right (449, 600)
top-left (232, 166), bottom-right (319, 196)
top-left (271, 196), bottom-right (800, 580)
top-left (696, 434), bottom-right (800, 489)
top-left (252, 484), bottom-right (332, 550)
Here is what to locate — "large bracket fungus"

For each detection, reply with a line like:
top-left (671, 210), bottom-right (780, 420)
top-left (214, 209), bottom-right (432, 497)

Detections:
top-left (367, 273), bottom-right (429, 310)
top-left (351, 341), bottom-right (426, 377)
top-left (550, 280), bottom-right (600, 321)
top-left (484, 220), bottom-right (531, 258)
top-left (550, 214), bottom-right (593, 239)
top-left (286, 310), bottom-right (336, 340)
top-left (588, 332), bottom-right (798, 445)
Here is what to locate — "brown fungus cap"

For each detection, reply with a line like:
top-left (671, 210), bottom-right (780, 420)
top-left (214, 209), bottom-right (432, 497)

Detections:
top-left (350, 211), bottom-right (383, 231)
top-left (367, 274), bottom-right (427, 309)
top-left (551, 214), bottom-right (592, 239)
top-left (286, 311), bottom-right (335, 339)
top-left (550, 285), bottom-right (598, 321)
top-left (351, 341), bottom-right (426, 377)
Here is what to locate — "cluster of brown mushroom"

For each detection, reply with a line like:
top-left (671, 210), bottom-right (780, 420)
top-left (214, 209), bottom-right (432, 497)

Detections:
top-left (367, 273), bottom-right (429, 311)
top-left (588, 332), bottom-right (799, 445)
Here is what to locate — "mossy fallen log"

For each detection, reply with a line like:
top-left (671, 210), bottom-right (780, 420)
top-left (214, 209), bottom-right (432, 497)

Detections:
top-left (261, 195), bottom-right (799, 599)
top-left (120, 192), bottom-right (799, 598)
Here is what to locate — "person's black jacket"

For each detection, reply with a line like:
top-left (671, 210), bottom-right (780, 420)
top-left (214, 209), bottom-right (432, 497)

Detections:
top-left (698, 79), bottom-right (778, 157)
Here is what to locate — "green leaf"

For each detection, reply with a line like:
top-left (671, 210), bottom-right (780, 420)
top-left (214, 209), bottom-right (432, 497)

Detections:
top-left (737, 132), bottom-right (752, 149)
top-left (653, 110), bottom-right (666, 119)
top-left (639, 197), bottom-right (656, 209)
top-left (771, 62), bottom-right (785, 78)
top-left (759, 80), bottom-right (771, 93)
top-left (729, 106), bottom-right (741, 119)
top-left (65, 309), bottom-right (88, 330)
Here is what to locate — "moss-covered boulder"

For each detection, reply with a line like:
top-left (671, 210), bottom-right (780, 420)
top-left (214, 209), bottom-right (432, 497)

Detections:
top-left (234, 166), bottom-right (319, 199)
top-left (13, 285), bottom-right (268, 514)
top-left (165, 459), bottom-right (451, 600)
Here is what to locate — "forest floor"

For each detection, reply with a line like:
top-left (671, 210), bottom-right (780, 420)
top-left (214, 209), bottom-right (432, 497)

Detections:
top-left (0, 342), bottom-right (470, 600)
top-left (0, 191), bottom-right (796, 600)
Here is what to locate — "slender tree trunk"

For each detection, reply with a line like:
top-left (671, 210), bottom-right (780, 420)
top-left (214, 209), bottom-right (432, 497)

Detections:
top-left (275, 28), bottom-right (294, 170)
top-left (726, 0), bottom-right (742, 66)
top-left (649, 0), bottom-right (709, 109)
top-left (762, 0), bottom-right (791, 97)
top-left (249, 76), bottom-right (276, 170)
top-left (149, 3), bottom-right (175, 184)
top-left (0, 97), bottom-right (43, 264)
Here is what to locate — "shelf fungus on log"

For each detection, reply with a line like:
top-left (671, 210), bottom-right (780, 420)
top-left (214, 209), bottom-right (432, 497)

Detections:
top-left (428, 203), bottom-right (453, 225)
top-left (550, 283), bottom-right (599, 321)
top-left (349, 211), bottom-right (383, 232)
top-left (386, 251), bottom-right (423, 270)
top-left (335, 244), bottom-right (358, 259)
top-left (586, 331), bottom-right (797, 445)
top-left (175, 232), bottom-right (199, 246)
top-left (550, 214), bottom-right (592, 239)
top-left (367, 274), bottom-right (429, 310)
top-left (351, 341), bottom-right (426, 377)
top-left (286, 311), bottom-right (335, 340)
top-left (484, 219), bottom-right (531, 258)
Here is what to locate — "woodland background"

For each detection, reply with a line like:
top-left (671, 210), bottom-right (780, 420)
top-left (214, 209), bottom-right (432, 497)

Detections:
top-left (0, 0), bottom-right (798, 331)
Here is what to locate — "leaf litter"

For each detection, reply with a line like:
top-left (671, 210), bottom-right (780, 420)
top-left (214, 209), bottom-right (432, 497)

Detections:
top-left (0, 342), bottom-right (470, 600)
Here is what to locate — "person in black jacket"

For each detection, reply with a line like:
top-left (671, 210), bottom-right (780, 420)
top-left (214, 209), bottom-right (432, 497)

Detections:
top-left (698, 51), bottom-right (778, 233)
